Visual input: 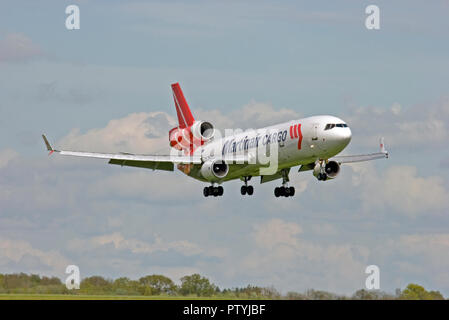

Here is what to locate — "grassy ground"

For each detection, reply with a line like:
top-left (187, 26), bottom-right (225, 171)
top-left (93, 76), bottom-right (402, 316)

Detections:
top-left (0, 294), bottom-right (243, 300)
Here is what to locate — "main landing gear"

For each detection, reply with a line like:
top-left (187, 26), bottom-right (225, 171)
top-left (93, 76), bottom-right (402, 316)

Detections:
top-left (241, 176), bottom-right (254, 196)
top-left (203, 185), bottom-right (224, 197)
top-left (274, 169), bottom-right (295, 198)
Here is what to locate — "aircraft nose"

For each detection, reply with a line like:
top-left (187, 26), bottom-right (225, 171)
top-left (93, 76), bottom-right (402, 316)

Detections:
top-left (341, 126), bottom-right (352, 145)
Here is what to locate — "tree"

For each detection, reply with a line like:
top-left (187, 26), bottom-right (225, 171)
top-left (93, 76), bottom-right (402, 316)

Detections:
top-left (305, 289), bottom-right (339, 300)
top-left (286, 291), bottom-right (306, 300)
top-left (400, 283), bottom-right (445, 300)
top-left (139, 275), bottom-right (177, 295)
top-left (179, 274), bottom-right (218, 297)
top-left (80, 276), bottom-right (113, 294)
top-left (112, 277), bottom-right (141, 295)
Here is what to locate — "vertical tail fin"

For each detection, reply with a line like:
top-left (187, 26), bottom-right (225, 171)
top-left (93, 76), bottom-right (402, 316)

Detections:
top-left (171, 83), bottom-right (195, 128)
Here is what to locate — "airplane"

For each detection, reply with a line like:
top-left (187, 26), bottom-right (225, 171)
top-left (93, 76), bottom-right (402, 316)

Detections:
top-left (42, 83), bottom-right (388, 198)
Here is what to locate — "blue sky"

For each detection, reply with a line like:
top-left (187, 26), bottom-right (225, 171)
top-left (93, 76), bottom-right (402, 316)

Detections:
top-left (1, 0), bottom-right (449, 295)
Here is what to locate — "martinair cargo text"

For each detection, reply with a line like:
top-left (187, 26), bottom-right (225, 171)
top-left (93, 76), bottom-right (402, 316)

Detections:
top-left (42, 83), bottom-right (388, 197)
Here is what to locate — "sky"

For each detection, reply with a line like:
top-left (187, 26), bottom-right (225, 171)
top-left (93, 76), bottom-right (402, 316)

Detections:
top-left (0, 0), bottom-right (449, 295)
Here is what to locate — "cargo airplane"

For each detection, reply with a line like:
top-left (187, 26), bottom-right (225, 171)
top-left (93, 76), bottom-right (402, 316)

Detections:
top-left (42, 83), bottom-right (388, 198)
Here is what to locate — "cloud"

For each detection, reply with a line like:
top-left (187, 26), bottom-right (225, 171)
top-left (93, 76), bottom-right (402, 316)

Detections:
top-left (342, 99), bottom-right (449, 150)
top-left (0, 148), bottom-right (18, 168)
top-left (228, 218), bottom-right (370, 293)
top-left (372, 233), bottom-right (449, 289)
top-left (54, 100), bottom-right (300, 156)
top-left (196, 100), bottom-right (301, 131)
top-left (68, 232), bottom-right (203, 256)
top-left (0, 33), bottom-right (42, 62)
top-left (58, 112), bottom-right (176, 153)
top-left (350, 164), bottom-right (449, 216)
top-left (0, 237), bottom-right (69, 277)
top-left (252, 219), bottom-right (302, 250)
top-left (87, 170), bottom-right (201, 203)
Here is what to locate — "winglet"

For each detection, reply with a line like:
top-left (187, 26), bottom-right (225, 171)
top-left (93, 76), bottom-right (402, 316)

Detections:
top-left (380, 137), bottom-right (388, 158)
top-left (42, 134), bottom-right (55, 155)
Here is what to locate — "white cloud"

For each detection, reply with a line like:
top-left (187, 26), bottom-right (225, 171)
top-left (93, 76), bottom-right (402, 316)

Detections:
top-left (0, 148), bottom-right (18, 168)
top-left (350, 164), bottom-right (449, 216)
top-left (343, 99), bottom-right (449, 150)
top-left (87, 170), bottom-right (201, 202)
top-left (0, 237), bottom-right (69, 276)
top-left (231, 218), bottom-right (369, 293)
top-left (58, 112), bottom-right (176, 153)
top-left (252, 219), bottom-right (301, 250)
top-left (196, 100), bottom-right (301, 131)
top-left (68, 232), bottom-right (203, 256)
top-left (373, 233), bottom-right (449, 289)
top-left (0, 33), bottom-right (42, 62)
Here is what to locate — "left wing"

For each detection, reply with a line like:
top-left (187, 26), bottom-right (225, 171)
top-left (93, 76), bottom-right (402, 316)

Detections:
top-left (330, 137), bottom-right (389, 164)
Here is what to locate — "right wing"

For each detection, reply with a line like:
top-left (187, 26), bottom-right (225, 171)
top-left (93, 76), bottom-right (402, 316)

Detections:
top-left (42, 135), bottom-right (249, 171)
top-left (42, 135), bottom-right (201, 172)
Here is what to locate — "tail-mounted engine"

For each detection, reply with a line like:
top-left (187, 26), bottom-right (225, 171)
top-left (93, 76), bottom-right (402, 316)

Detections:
top-left (313, 160), bottom-right (340, 181)
top-left (169, 120), bottom-right (214, 152)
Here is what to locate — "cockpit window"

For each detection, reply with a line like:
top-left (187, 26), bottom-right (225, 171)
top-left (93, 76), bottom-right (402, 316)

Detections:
top-left (325, 123), bottom-right (347, 130)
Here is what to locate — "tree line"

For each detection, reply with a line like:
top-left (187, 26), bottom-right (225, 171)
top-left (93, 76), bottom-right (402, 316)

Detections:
top-left (0, 273), bottom-right (445, 300)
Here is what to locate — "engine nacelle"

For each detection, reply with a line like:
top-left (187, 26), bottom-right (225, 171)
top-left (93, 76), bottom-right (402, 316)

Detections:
top-left (190, 121), bottom-right (214, 141)
top-left (169, 127), bottom-right (188, 150)
top-left (313, 160), bottom-right (340, 180)
top-left (200, 159), bottom-right (229, 181)
top-left (169, 121), bottom-right (214, 151)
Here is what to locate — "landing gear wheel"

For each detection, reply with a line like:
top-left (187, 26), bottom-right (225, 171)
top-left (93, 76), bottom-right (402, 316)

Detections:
top-left (318, 172), bottom-right (328, 181)
top-left (274, 187), bottom-right (280, 197)
top-left (274, 186), bottom-right (295, 198)
top-left (274, 168), bottom-right (294, 198)
top-left (204, 185), bottom-right (224, 197)
top-left (279, 186), bottom-right (285, 196)
top-left (241, 176), bottom-right (253, 196)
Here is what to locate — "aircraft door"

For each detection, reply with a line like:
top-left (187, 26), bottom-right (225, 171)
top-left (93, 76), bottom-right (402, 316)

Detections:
top-left (312, 123), bottom-right (319, 141)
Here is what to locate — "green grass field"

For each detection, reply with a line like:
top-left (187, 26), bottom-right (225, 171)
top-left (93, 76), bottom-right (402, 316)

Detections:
top-left (0, 294), bottom-right (245, 300)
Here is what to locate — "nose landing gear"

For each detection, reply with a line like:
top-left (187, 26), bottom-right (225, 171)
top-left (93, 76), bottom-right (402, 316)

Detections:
top-left (317, 173), bottom-right (328, 181)
top-left (274, 168), bottom-right (295, 198)
top-left (316, 160), bottom-right (328, 181)
top-left (240, 176), bottom-right (254, 196)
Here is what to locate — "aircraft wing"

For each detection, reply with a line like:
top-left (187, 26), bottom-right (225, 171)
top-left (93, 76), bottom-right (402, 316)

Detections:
top-left (330, 137), bottom-right (389, 164)
top-left (42, 135), bottom-right (201, 172)
top-left (42, 135), bottom-right (250, 171)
